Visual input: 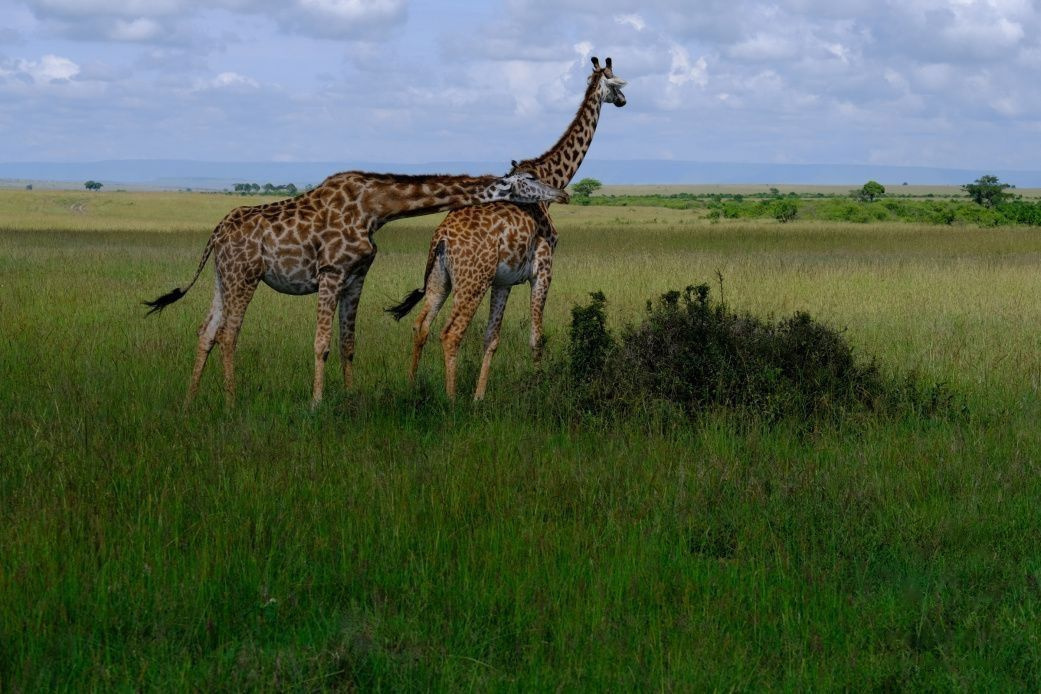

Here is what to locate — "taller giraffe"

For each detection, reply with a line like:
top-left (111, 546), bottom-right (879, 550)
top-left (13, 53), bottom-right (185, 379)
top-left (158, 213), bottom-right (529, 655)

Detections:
top-left (144, 169), bottom-right (568, 407)
top-left (388, 57), bottom-right (627, 399)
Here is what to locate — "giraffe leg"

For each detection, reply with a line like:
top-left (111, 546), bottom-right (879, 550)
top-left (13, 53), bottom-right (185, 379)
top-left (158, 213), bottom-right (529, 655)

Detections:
top-left (529, 239), bottom-right (554, 365)
top-left (215, 277), bottom-right (258, 408)
top-left (185, 276), bottom-right (225, 408)
top-left (440, 286), bottom-right (486, 401)
top-left (474, 286), bottom-right (511, 401)
top-left (312, 269), bottom-right (345, 408)
top-left (337, 254), bottom-right (375, 389)
top-left (408, 261), bottom-right (450, 383)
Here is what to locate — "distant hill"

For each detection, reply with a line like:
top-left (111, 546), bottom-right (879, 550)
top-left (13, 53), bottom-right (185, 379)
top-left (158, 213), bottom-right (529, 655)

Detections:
top-left (3, 159), bottom-right (1041, 190)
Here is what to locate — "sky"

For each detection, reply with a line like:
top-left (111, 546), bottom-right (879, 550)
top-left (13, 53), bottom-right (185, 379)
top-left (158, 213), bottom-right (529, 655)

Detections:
top-left (2, 0), bottom-right (1040, 170)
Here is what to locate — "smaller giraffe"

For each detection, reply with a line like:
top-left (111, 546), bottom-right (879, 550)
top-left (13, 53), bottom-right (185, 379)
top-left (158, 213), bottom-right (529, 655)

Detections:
top-left (387, 57), bottom-right (627, 400)
top-left (144, 169), bottom-right (568, 408)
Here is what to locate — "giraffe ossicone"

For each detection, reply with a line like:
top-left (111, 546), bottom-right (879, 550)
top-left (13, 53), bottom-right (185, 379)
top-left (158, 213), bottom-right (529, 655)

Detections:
top-left (143, 168), bottom-right (567, 408)
top-left (388, 56), bottom-right (627, 401)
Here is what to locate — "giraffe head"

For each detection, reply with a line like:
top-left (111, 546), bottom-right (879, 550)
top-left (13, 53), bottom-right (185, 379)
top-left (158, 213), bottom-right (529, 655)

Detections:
top-left (590, 56), bottom-right (627, 107)
top-left (492, 171), bottom-right (570, 204)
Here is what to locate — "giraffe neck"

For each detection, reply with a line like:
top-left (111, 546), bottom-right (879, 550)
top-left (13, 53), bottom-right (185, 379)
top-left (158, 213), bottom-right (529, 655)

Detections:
top-left (317, 173), bottom-right (500, 227)
top-left (375, 175), bottom-right (501, 223)
top-left (520, 75), bottom-right (604, 190)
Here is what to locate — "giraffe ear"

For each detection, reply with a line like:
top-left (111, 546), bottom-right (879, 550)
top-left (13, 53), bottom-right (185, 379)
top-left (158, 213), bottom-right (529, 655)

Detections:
top-left (591, 57), bottom-right (600, 70)
top-left (605, 57), bottom-right (612, 69)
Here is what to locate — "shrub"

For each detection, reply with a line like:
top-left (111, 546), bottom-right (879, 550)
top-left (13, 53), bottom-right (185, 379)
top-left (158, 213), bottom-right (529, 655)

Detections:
top-left (825, 202), bottom-right (871, 223)
top-left (771, 199), bottom-right (798, 223)
top-left (997, 200), bottom-right (1041, 226)
top-left (563, 285), bottom-right (953, 422)
top-left (930, 206), bottom-right (957, 225)
top-left (567, 291), bottom-right (612, 384)
top-left (955, 204), bottom-right (1001, 227)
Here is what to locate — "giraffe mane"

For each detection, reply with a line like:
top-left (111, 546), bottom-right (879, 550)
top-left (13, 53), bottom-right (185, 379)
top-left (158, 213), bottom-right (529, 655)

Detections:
top-left (324, 171), bottom-right (494, 185)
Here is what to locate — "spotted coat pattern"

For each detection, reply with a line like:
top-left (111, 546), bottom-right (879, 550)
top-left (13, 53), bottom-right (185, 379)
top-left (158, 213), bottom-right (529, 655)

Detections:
top-left (400, 58), bottom-right (627, 400)
top-left (149, 170), bottom-right (567, 407)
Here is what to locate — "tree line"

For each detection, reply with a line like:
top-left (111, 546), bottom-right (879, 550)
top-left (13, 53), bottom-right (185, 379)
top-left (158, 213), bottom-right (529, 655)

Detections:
top-left (567, 174), bottom-right (1034, 225)
top-left (231, 182), bottom-right (301, 196)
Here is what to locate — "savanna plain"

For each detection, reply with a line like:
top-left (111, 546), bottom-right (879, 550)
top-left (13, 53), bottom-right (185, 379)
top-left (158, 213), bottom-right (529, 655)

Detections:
top-left (2, 189), bottom-right (1041, 689)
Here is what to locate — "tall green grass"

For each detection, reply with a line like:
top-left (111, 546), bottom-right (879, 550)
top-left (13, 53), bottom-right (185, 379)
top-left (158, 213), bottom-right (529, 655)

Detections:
top-left (2, 191), bottom-right (1041, 688)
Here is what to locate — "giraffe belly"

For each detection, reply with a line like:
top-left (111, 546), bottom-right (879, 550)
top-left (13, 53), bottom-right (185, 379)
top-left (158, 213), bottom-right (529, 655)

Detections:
top-left (262, 270), bottom-right (318, 295)
top-left (492, 260), bottom-right (533, 287)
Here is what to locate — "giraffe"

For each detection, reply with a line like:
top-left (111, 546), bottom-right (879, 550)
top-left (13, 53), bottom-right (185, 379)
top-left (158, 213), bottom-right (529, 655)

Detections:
top-left (143, 169), bottom-right (569, 408)
top-left (387, 57), bottom-right (627, 400)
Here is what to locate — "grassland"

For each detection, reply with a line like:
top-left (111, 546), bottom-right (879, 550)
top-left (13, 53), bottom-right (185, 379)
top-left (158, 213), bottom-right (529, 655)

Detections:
top-left (3, 190), bottom-right (1041, 689)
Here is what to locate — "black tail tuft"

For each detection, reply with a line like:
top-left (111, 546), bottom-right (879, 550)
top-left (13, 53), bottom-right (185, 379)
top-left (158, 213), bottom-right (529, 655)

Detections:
top-left (385, 289), bottom-right (425, 321)
top-left (142, 287), bottom-right (186, 317)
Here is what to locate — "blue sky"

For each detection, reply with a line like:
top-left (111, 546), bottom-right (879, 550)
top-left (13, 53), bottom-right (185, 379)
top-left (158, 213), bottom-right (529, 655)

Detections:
top-left (2, 0), bottom-right (1039, 170)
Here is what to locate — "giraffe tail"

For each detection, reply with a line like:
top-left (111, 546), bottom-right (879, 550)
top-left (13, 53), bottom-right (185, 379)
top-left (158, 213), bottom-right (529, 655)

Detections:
top-left (143, 230), bottom-right (216, 317)
top-left (385, 239), bottom-right (444, 321)
top-left (385, 289), bottom-right (425, 321)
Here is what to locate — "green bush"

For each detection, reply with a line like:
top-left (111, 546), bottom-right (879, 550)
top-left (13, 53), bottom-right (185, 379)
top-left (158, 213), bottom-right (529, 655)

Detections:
top-left (563, 285), bottom-right (953, 422)
top-left (567, 291), bottom-right (612, 384)
top-left (929, 205), bottom-right (957, 225)
top-left (997, 200), bottom-right (1041, 225)
top-left (771, 199), bottom-right (799, 223)
top-left (822, 202), bottom-right (872, 223)
top-left (955, 204), bottom-right (1001, 227)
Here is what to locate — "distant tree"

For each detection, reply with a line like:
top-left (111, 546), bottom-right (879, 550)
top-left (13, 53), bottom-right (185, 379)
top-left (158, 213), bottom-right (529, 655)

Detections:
top-left (285, 183), bottom-right (298, 196)
top-left (572, 178), bottom-right (603, 198)
top-left (963, 175), bottom-right (1013, 207)
top-left (250, 183), bottom-right (260, 193)
top-left (858, 180), bottom-right (885, 202)
top-left (849, 181), bottom-right (882, 201)
top-left (771, 199), bottom-right (798, 223)
top-left (25, 184), bottom-right (32, 191)
top-left (84, 180), bottom-right (103, 191)
top-left (262, 183), bottom-right (275, 193)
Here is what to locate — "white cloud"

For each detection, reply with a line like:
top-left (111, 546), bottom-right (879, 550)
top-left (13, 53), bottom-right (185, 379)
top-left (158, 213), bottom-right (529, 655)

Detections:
top-left (823, 41), bottom-right (850, 64)
top-left (668, 45), bottom-right (707, 87)
top-left (7, 1), bottom-right (1041, 170)
top-left (497, 58), bottom-right (578, 116)
top-left (0, 54), bottom-right (80, 83)
top-left (286, 0), bottom-right (406, 39)
top-left (195, 70), bottom-right (259, 90)
top-left (21, 0), bottom-right (409, 42)
top-left (109, 18), bottom-right (162, 42)
top-left (991, 95), bottom-right (1019, 117)
top-left (296, 0), bottom-right (401, 22)
top-left (29, 0), bottom-right (184, 17)
top-left (883, 68), bottom-right (908, 91)
top-left (729, 32), bottom-right (798, 62)
top-left (912, 63), bottom-right (956, 92)
top-left (614, 13), bottom-right (646, 31)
